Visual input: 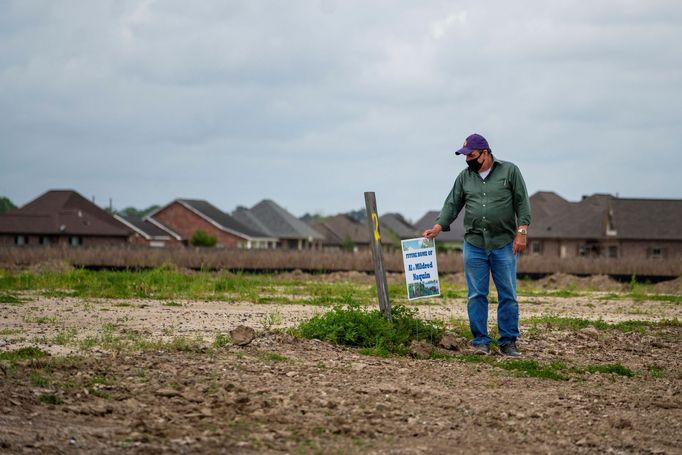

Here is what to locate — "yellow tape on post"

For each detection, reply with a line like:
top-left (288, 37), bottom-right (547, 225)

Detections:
top-left (371, 212), bottom-right (381, 241)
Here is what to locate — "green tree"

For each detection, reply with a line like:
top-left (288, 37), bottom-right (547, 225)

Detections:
top-left (191, 230), bottom-right (217, 247)
top-left (341, 233), bottom-right (355, 252)
top-left (0, 196), bottom-right (17, 214)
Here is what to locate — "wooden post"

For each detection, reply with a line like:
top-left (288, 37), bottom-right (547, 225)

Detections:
top-left (364, 192), bottom-right (392, 321)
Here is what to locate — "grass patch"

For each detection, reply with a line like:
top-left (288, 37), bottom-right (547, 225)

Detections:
top-left (30, 370), bottom-right (50, 387)
top-left (0, 328), bottom-right (23, 336)
top-left (0, 292), bottom-right (23, 304)
top-left (524, 315), bottom-right (681, 334)
top-left (295, 301), bottom-right (444, 356)
top-left (585, 364), bottom-right (635, 377)
top-left (258, 351), bottom-right (289, 362)
top-left (0, 346), bottom-right (49, 362)
top-left (39, 393), bottom-right (63, 405)
top-left (499, 359), bottom-right (568, 381)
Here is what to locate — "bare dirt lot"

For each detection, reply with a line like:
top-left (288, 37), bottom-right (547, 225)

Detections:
top-left (1, 284), bottom-right (681, 454)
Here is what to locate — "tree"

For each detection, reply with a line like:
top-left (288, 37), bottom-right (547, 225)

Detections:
top-left (118, 205), bottom-right (160, 218)
top-left (0, 196), bottom-right (17, 214)
top-left (341, 233), bottom-right (355, 252)
top-left (191, 230), bottom-right (217, 247)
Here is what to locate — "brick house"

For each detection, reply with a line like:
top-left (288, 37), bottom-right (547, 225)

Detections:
top-left (310, 214), bottom-right (370, 252)
top-left (114, 214), bottom-right (181, 248)
top-left (0, 190), bottom-right (131, 247)
top-left (148, 199), bottom-right (276, 248)
top-left (233, 200), bottom-right (325, 250)
top-left (528, 192), bottom-right (682, 260)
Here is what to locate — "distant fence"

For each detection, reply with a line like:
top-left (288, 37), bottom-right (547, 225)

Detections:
top-left (1, 246), bottom-right (680, 278)
top-left (0, 245), bottom-right (682, 277)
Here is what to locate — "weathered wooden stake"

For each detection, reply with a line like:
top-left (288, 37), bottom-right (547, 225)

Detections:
top-left (364, 191), bottom-right (392, 322)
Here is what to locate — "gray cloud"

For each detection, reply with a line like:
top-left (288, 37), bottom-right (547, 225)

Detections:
top-left (1, 0), bottom-right (681, 221)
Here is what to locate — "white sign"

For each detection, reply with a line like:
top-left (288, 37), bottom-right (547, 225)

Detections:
top-left (401, 237), bottom-right (441, 301)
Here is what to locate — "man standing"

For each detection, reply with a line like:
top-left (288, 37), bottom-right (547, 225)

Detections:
top-left (423, 133), bottom-right (530, 356)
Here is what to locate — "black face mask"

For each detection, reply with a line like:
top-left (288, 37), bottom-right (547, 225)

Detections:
top-left (466, 153), bottom-right (485, 172)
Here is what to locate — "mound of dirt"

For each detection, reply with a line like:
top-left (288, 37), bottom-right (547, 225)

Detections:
top-left (531, 273), bottom-right (626, 292)
top-left (653, 276), bottom-right (682, 295)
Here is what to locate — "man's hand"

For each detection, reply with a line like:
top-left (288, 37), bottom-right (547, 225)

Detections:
top-left (423, 224), bottom-right (442, 239)
top-left (513, 225), bottom-right (528, 254)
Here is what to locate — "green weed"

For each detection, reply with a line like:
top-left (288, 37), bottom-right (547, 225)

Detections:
top-left (649, 366), bottom-right (665, 378)
top-left (295, 301), bottom-right (443, 356)
top-left (214, 333), bottom-right (230, 348)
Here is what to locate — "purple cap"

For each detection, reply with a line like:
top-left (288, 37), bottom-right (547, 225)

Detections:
top-left (455, 133), bottom-right (489, 155)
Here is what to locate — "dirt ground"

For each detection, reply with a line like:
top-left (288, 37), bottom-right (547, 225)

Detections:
top-left (1, 286), bottom-right (681, 454)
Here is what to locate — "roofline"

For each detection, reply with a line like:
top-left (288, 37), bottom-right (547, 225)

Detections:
top-left (144, 217), bottom-right (184, 241)
top-left (114, 215), bottom-right (171, 241)
top-left (177, 200), bottom-right (276, 242)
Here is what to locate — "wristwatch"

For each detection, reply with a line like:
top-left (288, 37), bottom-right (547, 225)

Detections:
top-left (517, 228), bottom-right (528, 235)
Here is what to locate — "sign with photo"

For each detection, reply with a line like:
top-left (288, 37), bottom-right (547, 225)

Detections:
top-left (401, 237), bottom-right (441, 301)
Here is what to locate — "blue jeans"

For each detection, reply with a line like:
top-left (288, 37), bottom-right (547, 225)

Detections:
top-left (463, 241), bottom-right (519, 346)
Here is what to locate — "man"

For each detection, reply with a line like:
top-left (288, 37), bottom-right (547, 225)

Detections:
top-left (423, 133), bottom-right (530, 357)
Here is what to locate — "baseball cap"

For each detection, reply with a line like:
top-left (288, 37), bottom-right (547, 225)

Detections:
top-left (455, 133), bottom-right (490, 155)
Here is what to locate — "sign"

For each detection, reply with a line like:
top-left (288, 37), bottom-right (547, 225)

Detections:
top-left (401, 237), bottom-right (441, 300)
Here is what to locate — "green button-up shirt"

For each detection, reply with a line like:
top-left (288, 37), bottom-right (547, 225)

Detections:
top-left (436, 156), bottom-right (531, 250)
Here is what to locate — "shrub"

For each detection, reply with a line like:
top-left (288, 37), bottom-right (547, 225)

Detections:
top-left (295, 301), bottom-right (443, 356)
top-left (190, 230), bottom-right (217, 247)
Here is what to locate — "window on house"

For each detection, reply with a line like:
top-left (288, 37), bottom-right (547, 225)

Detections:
top-left (530, 240), bottom-right (543, 255)
top-left (650, 247), bottom-right (663, 259)
top-left (69, 236), bottom-right (82, 247)
top-left (608, 246), bottom-right (618, 258)
top-left (15, 235), bottom-right (28, 246)
top-left (40, 236), bottom-right (50, 246)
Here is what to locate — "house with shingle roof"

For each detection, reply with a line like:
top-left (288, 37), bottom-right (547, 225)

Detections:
top-left (233, 199), bottom-right (325, 250)
top-left (0, 190), bottom-right (131, 247)
top-left (147, 199), bottom-right (276, 248)
top-left (378, 213), bottom-right (419, 249)
top-left (414, 210), bottom-right (465, 251)
top-left (114, 214), bottom-right (181, 248)
top-left (310, 214), bottom-right (370, 252)
top-left (528, 192), bottom-right (682, 259)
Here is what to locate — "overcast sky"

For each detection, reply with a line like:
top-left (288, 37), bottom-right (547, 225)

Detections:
top-left (1, 0), bottom-right (681, 222)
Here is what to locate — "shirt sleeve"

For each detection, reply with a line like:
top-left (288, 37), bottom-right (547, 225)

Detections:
top-left (435, 173), bottom-right (465, 231)
top-left (511, 165), bottom-right (531, 226)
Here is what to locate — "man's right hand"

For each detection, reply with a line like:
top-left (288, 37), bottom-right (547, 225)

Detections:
top-left (422, 224), bottom-right (442, 239)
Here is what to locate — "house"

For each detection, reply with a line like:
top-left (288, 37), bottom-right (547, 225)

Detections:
top-left (147, 199), bottom-right (276, 248)
top-left (310, 214), bottom-right (370, 252)
top-left (0, 190), bottom-right (131, 247)
top-left (414, 211), bottom-right (465, 252)
top-left (114, 214), bottom-right (181, 248)
top-left (233, 199), bottom-right (325, 250)
top-left (378, 213), bottom-right (419, 248)
top-left (527, 192), bottom-right (682, 259)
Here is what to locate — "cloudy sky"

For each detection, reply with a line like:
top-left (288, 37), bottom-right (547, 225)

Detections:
top-left (1, 0), bottom-right (681, 222)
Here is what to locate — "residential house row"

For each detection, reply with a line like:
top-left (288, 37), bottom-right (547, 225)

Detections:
top-left (1, 189), bottom-right (680, 260)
